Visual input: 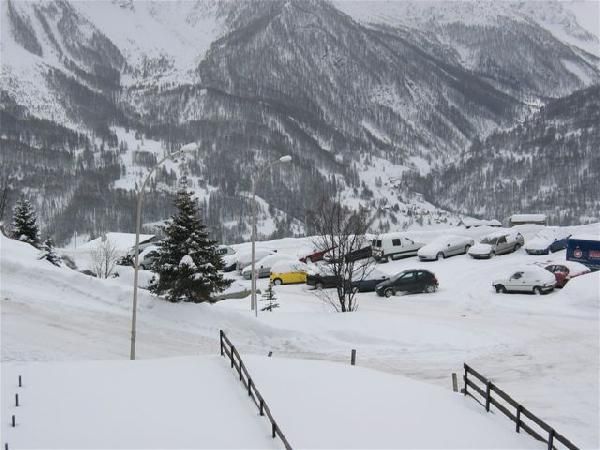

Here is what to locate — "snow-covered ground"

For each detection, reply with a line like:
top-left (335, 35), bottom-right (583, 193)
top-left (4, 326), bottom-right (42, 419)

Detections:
top-left (2, 355), bottom-right (537, 449)
top-left (1, 223), bottom-right (599, 448)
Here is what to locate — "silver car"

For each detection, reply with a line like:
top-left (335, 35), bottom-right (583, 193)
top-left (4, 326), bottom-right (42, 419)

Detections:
top-left (468, 231), bottom-right (524, 259)
top-left (417, 235), bottom-right (475, 261)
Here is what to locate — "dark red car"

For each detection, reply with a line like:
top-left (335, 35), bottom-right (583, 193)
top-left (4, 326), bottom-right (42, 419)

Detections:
top-left (300, 247), bottom-right (336, 264)
top-left (544, 263), bottom-right (590, 288)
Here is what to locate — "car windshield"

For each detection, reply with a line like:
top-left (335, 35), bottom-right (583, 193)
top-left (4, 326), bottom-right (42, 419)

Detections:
top-left (480, 237), bottom-right (498, 244)
top-left (391, 271), bottom-right (411, 281)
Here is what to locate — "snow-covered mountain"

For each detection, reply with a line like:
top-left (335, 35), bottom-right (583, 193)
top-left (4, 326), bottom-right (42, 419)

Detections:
top-left (1, 0), bottom-right (598, 243)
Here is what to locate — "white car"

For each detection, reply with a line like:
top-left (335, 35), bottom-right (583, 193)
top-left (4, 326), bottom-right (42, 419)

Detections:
top-left (241, 254), bottom-right (296, 279)
top-left (236, 249), bottom-right (276, 271)
top-left (525, 228), bottom-right (571, 255)
top-left (492, 266), bottom-right (556, 295)
top-left (216, 245), bottom-right (237, 272)
top-left (372, 233), bottom-right (424, 262)
top-left (417, 235), bottom-right (474, 261)
top-left (137, 245), bottom-right (160, 270)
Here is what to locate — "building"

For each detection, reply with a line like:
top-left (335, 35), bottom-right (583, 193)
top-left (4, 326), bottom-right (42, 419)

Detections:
top-left (508, 214), bottom-right (547, 226)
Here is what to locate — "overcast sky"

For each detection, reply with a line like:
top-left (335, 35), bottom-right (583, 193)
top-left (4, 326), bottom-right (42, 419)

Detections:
top-left (560, 1), bottom-right (599, 38)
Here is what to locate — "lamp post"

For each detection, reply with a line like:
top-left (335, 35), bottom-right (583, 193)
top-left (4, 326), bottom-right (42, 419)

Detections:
top-left (130, 142), bottom-right (198, 360)
top-left (250, 155), bottom-right (292, 317)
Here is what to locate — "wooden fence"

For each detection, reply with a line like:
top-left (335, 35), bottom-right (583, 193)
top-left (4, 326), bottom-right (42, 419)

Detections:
top-left (463, 364), bottom-right (579, 450)
top-left (219, 330), bottom-right (292, 450)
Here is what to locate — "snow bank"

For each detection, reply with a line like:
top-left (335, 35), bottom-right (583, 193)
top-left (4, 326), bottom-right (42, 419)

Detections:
top-left (557, 271), bottom-right (600, 311)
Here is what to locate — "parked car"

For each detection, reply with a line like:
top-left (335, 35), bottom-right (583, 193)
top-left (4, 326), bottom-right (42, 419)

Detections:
top-left (306, 267), bottom-right (389, 292)
top-left (236, 249), bottom-right (275, 271)
top-left (372, 233), bottom-right (424, 262)
top-left (468, 230), bottom-right (524, 259)
top-left (543, 261), bottom-right (590, 288)
top-left (270, 260), bottom-right (309, 285)
top-left (353, 269), bottom-right (391, 292)
top-left (525, 229), bottom-right (571, 255)
top-left (323, 245), bottom-right (373, 263)
top-left (375, 270), bottom-right (438, 297)
top-left (217, 245), bottom-right (237, 272)
top-left (417, 235), bottom-right (474, 261)
top-left (138, 245), bottom-right (160, 270)
top-left (241, 254), bottom-right (295, 280)
top-left (492, 266), bottom-right (556, 294)
top-left (300, 246), bottom-right (335, 264)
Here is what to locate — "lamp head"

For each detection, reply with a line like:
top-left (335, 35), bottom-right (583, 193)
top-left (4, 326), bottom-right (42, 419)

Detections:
top-left (279, 155), bottom-right (292, 163)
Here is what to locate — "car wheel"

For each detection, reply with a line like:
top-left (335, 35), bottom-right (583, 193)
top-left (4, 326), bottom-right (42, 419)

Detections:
top-left (436, 252), bottom-right (445, 260)
top-left (464, 245), bottom-right (471, 254)
top-left (533, 286), bottom-right (542, 295)
top-left (514, 243), bottom-right (521, 251)
top-left (495, 285), bottom-right (506, 294)
top-left (384, 288), bottom-right (394, 298)
top-left (490, 250), bottom-right (496, 258)
top-left (425, 284), bottom-right (436, 294)
top-left (315, 282), bottom-right (324, 290)
top-left (273, 278), bottom-right (283, 286)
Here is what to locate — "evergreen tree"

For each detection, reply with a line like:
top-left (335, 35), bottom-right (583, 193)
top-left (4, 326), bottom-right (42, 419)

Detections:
top-left (12, 198), bottom-right (40, 246)
top-left (260, 281), bottom-right (279, 312)
top-left (39, 238), bottom-right (62, 266)
top-left (149, 189), bottom-right (231, 303)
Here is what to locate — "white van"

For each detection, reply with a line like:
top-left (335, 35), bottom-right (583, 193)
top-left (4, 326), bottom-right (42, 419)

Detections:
top-left (372, 233), bottom-right (424, 262)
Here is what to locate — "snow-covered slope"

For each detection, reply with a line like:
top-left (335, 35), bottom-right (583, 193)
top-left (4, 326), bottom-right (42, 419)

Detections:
top-left (72, 0), bottom-right (225, 85)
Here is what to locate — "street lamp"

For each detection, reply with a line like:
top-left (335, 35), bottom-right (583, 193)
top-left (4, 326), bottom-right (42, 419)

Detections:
top-left (130, 142), bottom-right (199, 360)
top-left (250, 155), bottom-right (292, 317)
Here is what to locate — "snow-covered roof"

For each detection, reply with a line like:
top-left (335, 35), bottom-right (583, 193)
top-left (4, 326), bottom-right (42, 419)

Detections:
top-left (509, 214), bottom-right (547, 223)
top-left (80, 233), bottom-right (156, 252)
top-left (461, 218), bottom-right (502, 227)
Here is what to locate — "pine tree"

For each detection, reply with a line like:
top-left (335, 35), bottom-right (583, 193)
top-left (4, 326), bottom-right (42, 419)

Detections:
top-left (260, 281), bottom-right (279, 312)
top-left (12, 198), bottom-right (40, 246)
top-left (39, 238), bottom-right (61, 266)
top-left (149, 189), bottom-right (232, 303)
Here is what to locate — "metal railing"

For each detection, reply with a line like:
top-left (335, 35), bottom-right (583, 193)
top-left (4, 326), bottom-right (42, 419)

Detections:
top-left (219, 330), bottom-right (292, 450)
top-left (463, 364), bottom-right (578, 450)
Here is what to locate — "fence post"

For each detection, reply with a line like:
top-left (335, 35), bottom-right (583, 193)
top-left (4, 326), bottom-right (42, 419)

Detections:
top-left (268, 351), bottom-right (273, 357)
top-left (248, 378), bottom-right (252, 396)
top-left (219, 330), bottom-right (224, 356)
top-left (11, 415), bottom-right (15, 428)
top-left (259, 399), bottom-right (264, 416)
top-left (451, 373), bottom-right (458, 392)
top-left (516, 405), bottom-right (522, 433)
top-left (18, 376), bottom-right (21, 388)
top-left (463, 365), bottom-right (468, 396)
top-left (272, 423), bottom-right (277, 439)
top-left (15, 394), bottom-right (18, 407)
top-left (548, 429), bottom-right (555, 450)
top-left (230, 345), bottom-right (235, 368)
top-left (350, 349), bottom-right (356, 366)
top-left (485, 381), bottom-right (493, 412)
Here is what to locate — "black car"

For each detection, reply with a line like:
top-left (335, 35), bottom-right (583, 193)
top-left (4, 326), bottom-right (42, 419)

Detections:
top-left (375, 270), bottom-right (438, 297)
top-left (307, 269), bottom-right (389, 292)
top-left (324, 246), bottom-right (373, 264)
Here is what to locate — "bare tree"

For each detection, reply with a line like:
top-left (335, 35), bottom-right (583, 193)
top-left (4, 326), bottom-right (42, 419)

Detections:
top-left (306, 197), bottom-right (376, 313)
top-left (90, 237), bottom-right (119, 279)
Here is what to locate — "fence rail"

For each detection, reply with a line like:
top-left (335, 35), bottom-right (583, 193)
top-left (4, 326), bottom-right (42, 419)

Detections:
top-left (219, 330), bottom-right (292, 450)
top-left (463, 364), bottom-right (579, 450)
